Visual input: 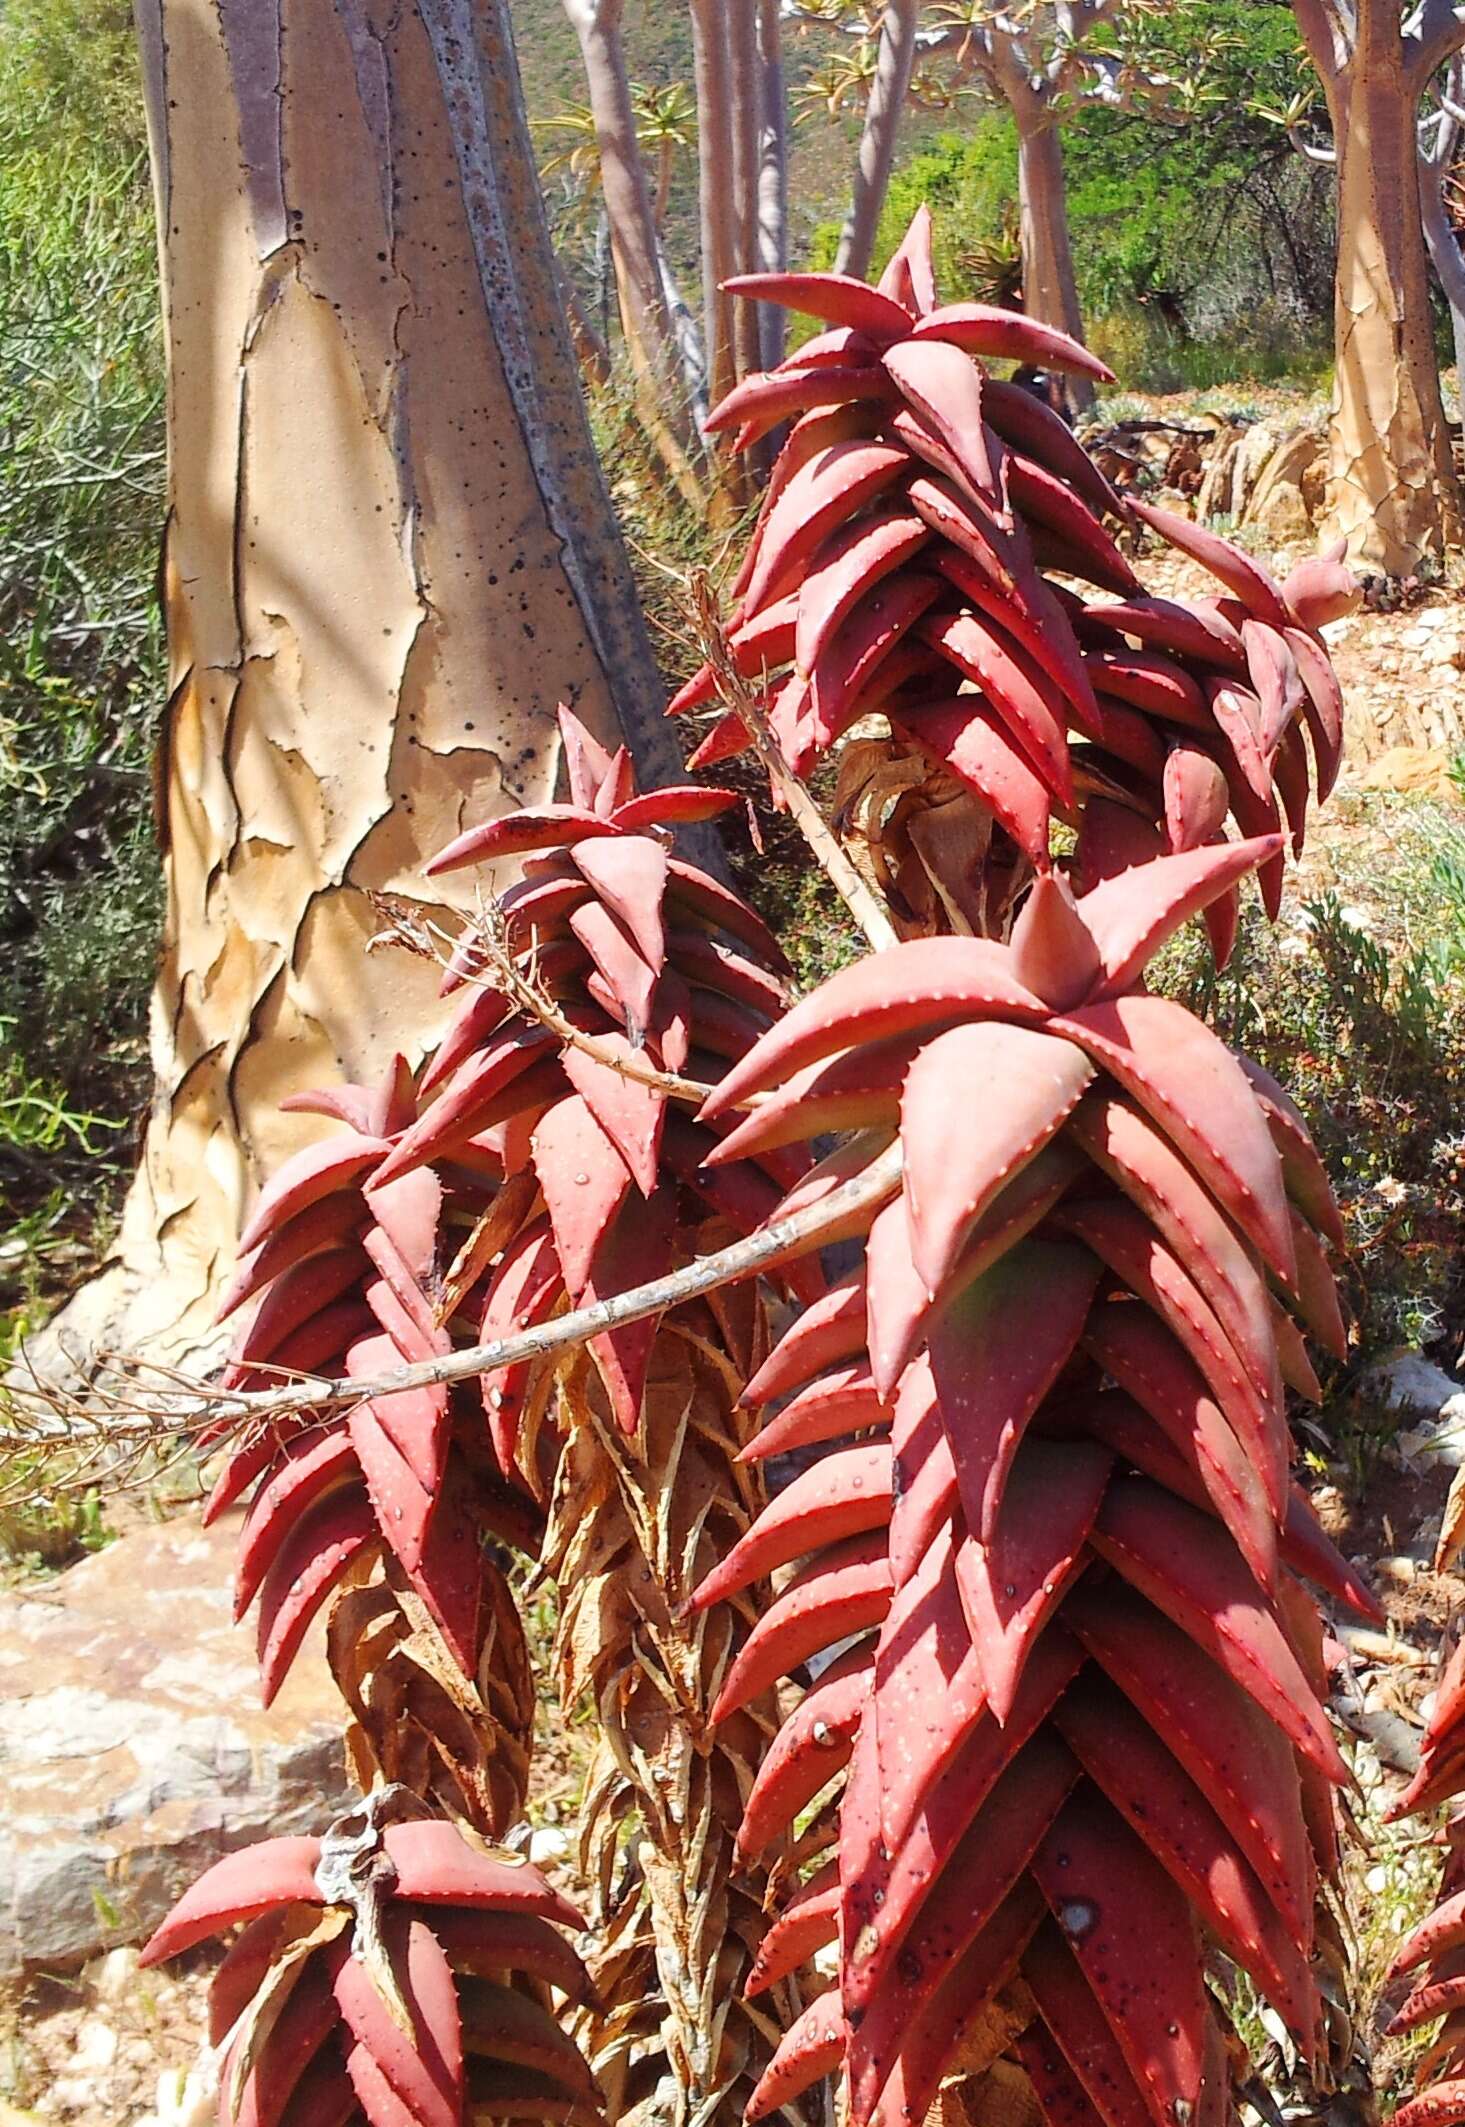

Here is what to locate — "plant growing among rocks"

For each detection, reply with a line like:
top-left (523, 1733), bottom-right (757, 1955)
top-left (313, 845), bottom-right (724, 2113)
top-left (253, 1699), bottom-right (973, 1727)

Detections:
top-left (139, 221), bottom-right (1369, 2127)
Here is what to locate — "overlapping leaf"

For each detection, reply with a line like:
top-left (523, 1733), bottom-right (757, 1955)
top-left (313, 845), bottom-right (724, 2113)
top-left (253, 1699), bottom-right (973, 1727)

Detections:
top-left (675, 212), bottom-right (1356, 946)
top-left (691, 842), bottom-right (1369, 2127)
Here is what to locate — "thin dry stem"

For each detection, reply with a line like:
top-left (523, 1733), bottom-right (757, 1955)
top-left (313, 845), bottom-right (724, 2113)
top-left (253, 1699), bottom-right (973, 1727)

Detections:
top-left (371, 896), bottom-right (725, 1105)
top-left (687, 569), bottom-right (900, 953)
top-left (1, 1140), bottom-right (903, 1489)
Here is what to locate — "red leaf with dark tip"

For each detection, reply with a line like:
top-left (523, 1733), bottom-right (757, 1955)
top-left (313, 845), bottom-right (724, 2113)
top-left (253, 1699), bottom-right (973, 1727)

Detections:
top-left (691, 1443), bottom-right (892, 1611)
top-left (927, 1238), bottom-right (1101, 1545)
top-left (1008, 453), bottom-right (1140, 596)
top-left (1130, 500), bottom-right (1292, 629)
top-left (237, 1134), bottom-right (387, 1258)
top-left (742, 1269), bottom-right (868, 1404)
top-left (426, 806), bottom-right (621, 877)
top-left (746, 1859), bottom-right (841, 1996)
top-left (560, 1036), bottom-right (665, 1198)
top-left (746, 1991), bottom-right (847, 2122)
top-left (725, 269), bottom-right (914, 340)
top-left (911, 303), bottom-right (1115, 381)
top-left (1083, 648), bottom-right (1211, 733)
top-left (1020, 1934), bottom-right (1154, 2127)
top-left (1083, 593), bottom-right (1247, 672)
top-left (1049, 991), bottom-right (1294, 1282)
top-left (902, 1024), bottom-right (1093, 1295)
top-left (700, 939), bottom-right (1045, 1120)
top-left (710, 1527), bottom-right (894, 1720)
top-left (569, 900), bottom-right (660, 1030)
top-left (256, 1487), bottom-right (378, 1705)
top-left (707, 360), bottom-right (892, 439)
top-left (1065, 1579), bottom-right (1315, 1943)
top-left (1092, 1479), bottom-right (1345, 1781)
top-left (139, 1836), bottom-right (324, 1966)
top-left (1031, 1787), bottom-right (1208, 2127)
top-left (739, 1360), bottom-right (890, 1462)
top-left (737, 1641), bottom-right (871, 1860)
top-left (233, 1425), bottom-right (357, 1619)
top-left (217, 1193), bottom-right (370, 1324)
top-left (371, 1027), bottom-right (555, 1187)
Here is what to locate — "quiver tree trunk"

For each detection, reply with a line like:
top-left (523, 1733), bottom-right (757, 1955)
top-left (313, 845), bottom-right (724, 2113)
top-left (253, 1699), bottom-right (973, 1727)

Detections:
top-left (562, 0), bottom-right (708, 507)
top-left (1323, 2), bottom-right (1462, 571)
top-left (1016, 116), bottom-right (1094, 416)
top-left (44, 0), bottom-right (686, 1376)
top-left (834, 0), bottom-right (920, 282)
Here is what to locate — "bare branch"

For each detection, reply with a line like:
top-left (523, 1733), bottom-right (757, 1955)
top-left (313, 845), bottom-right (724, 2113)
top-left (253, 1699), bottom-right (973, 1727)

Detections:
top-left (0, 1141), bottom-right (905, 1484)
top-left (688, 571), bottom-right (900, 951)
top-left (1408, 0), bottom-right (1465, 92)
top-left (374, 896), bottom-right (729, 1106)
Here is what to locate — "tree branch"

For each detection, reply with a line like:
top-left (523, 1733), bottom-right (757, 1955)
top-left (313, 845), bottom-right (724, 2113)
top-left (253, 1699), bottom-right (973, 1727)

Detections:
top-left (688, 570), bottom-right (900, 951)
top-left (1, 1141), bottom-right (905, 1468)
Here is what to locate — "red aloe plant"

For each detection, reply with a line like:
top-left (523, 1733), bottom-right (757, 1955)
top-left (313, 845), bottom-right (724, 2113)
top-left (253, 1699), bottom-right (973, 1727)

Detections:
top-left (685, 842), bottom-right (1370, 2127)
top-left (137, 228), bottom-right (1371, 2127)
top-left (138, 1801), bottom-right (596, 2126)
top-left (146, 710), bottom-right (821, 2125)
top-left (672, 210), bottom-right (1354, 946)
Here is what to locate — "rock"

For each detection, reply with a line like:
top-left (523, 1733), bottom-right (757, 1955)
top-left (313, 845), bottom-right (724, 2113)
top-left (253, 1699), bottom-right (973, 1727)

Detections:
top-left (1357, 745), bottom-right (1463, 801)
top-left (0, 1510), bottom-right (352, 1976)
top-left (85, 1944), bottom-right (141, 2005)
top-left (1361, 1349), bottom-right (1465, 1421)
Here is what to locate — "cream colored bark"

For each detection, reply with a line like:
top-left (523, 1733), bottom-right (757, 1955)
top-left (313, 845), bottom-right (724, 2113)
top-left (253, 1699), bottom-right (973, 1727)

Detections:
top-left (1295, 0), bottom-right (1464, 573)
top-left (46, 0), bottom-right (686, 1373)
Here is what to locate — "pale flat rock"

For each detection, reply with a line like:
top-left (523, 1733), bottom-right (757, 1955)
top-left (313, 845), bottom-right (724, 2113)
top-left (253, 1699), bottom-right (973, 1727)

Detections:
top-left (0, 1510), bottom-right (350, 1975)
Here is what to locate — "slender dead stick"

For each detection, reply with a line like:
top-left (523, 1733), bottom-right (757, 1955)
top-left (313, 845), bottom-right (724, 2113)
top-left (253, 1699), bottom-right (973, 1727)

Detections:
top-left (2, 1142), bottom-right (903, 1457)
top-left (688, 570), bottom-right (899, 953)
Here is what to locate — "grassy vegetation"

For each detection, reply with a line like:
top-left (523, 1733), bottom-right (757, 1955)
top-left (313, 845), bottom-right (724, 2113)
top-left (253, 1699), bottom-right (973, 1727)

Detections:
top-left (0, 0), bottom-right (163, 1362)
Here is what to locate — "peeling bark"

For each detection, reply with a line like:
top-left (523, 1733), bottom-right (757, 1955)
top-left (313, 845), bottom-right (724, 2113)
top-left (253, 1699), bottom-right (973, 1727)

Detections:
top-left (47, 0), bottom-right (687, 1373)
top-left (833, 0), bottom-right (919, 282)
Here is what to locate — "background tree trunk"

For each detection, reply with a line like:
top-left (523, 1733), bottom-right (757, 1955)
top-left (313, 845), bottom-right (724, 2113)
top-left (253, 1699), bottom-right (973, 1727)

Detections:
top-left (1016, 116), bottom-right (1095, 414)
top-left (728, 0), bottom-right (764, 385)
top-left (756, 0), bottom-right (789, 369)
top-left (834, 0), bottom-right (919, 280)
top-left (565, 3), bottom-right (675, 386)
top-left (1419, 146), bottom-right (1465, 396)
top-left (688, 0), bottom-right (740, 415)
top-left (42, 0), bottom-right (687, 1376)
top-left (1322, 2), bottom-right (1461, 569)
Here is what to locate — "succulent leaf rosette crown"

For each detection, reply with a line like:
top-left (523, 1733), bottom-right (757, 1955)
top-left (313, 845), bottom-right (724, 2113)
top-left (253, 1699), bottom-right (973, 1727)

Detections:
top-left (673, 208), bottom-right (1354, 945)
top-left (687, 846), bottom-right (1369, 2127)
